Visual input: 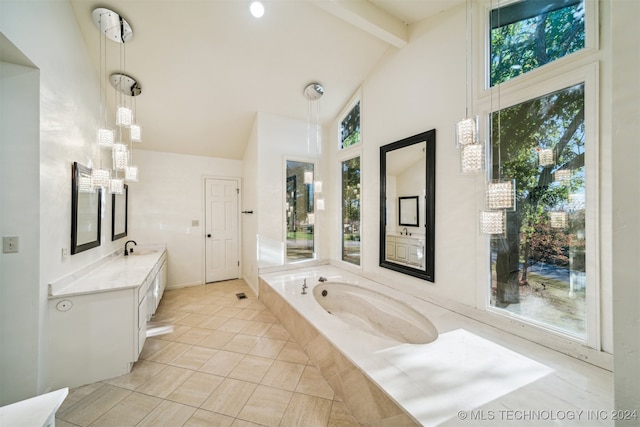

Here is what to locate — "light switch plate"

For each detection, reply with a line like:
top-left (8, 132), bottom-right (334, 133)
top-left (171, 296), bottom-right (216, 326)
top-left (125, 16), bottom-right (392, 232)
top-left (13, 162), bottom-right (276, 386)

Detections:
top-left (192, 220), bottom-right (199, 227)
top-left (3, 236), bottom-right (19, 253)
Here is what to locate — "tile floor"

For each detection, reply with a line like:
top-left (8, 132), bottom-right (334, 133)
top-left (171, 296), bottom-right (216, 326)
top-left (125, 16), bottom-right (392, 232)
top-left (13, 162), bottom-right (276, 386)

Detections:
top-left (55, 279), bottom-right (360, 427)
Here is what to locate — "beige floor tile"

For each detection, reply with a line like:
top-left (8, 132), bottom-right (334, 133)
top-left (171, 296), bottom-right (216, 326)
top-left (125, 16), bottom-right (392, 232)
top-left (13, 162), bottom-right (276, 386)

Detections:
top-left (107, 359), bottom-right (166, 390)
top-left (263, 324), bottom-right (291, 341)
top-left (230, 419), bottom-right (265, 427)
top-left (247, 337), bottom-right (287, 358)
top-left (223, 334), bottom-right (261, 353)
top-left (157, 324), bottom-right (191, 341)
top-left (328, 401), bottom-right (360, 427)
top-left (199, 349), bottom-right (244, 376)
top-left (145, 341), bottom-right (192, 364)
top-left (240, 321), bottom-right (272, 337)
top-left (172, 327), bottom-right (213, 345)
top-left (198, 314), bottom-right (230, 330)
top-left (228, 355), bottom-right (274, 383)
top-left (217, 307), bottom-right (243, 317)
top-left (219, 317), bottom-right (251, 333)
top-left (136, 400), bottom-right (197, 427)
top-left (177, 313), bottom-right (212, 327)
top-left (90, 392), bottom-right (162, 426)
top-left (58, 384), bottom-right (131, 426)
top-left (184, 408), bottom-right (235, 427)
top-left (167, 371), bottom-right (224, 406)
top-left (170, 345), bottom-right (218, 370)
top-left (234, 308), bottom-right (261, 321)
top-left (260, 360), bottom-right (305, 391)
top-left (253, 311), bottom-right (277, 323)
top-left (200, 378), bottom-right (257, 417)
top-left (237, 385), bottom-right (292, 427)
top-left (197, 329), bottom-right (236, 349)
top-left (53, 419), bottom-right (77, 427)
top-left (296, 365), bottom-right (335, 400)
top-left (56, 382), bottom-right (103, 414)
top-left (277, 341), bottom-right (309, 365)
top-left (279, 393), bottom-right (332, 427)
top-left (139, 337), bottom-right (170, 360)
top-left (136, 365), bottom-right (194, 399)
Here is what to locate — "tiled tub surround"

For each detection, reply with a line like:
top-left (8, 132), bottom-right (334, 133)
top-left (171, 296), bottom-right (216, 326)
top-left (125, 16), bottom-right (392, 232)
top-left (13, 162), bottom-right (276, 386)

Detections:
top-left (259, 265), bottom-right (614, 426)
top-left (48, 244), bottom-right (167, 389)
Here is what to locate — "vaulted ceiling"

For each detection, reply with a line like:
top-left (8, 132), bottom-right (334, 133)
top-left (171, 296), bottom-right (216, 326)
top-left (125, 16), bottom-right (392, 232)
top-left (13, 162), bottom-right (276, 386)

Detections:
top-left (70, 0), bottom-right (462, 159)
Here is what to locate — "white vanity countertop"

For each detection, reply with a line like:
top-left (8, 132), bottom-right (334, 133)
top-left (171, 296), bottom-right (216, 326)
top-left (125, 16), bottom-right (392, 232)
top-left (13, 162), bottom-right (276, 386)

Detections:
top-left (49, 244), bottom-right (166, 298)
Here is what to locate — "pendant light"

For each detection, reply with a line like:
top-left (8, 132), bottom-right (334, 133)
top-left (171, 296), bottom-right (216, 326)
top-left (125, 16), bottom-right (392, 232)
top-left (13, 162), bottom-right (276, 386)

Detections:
top-left (304, 82), bottom-right (325, 210)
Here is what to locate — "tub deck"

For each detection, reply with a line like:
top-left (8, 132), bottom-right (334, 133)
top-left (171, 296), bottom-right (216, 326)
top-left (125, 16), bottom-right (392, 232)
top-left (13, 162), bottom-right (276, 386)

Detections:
top-left (259, 264), bottom-right (612, 426)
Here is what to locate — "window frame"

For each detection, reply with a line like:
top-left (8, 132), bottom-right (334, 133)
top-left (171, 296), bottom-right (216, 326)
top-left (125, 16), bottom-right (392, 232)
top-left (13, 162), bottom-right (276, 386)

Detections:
top-left (337, 89), bottom-right (363, 151)
top-left (474, 0), bottom-right (600, 349)
top-left (339, 154), bottom-right (362, 266)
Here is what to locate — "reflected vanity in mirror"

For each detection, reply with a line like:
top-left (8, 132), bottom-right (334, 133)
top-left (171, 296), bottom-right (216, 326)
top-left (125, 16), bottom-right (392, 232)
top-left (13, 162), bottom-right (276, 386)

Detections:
top-left (71, 162), bottom-right (102, 254)
top-left (380, 130), bottom-right (435, 282)
top-left (112, 184), bottom-right (128, 240)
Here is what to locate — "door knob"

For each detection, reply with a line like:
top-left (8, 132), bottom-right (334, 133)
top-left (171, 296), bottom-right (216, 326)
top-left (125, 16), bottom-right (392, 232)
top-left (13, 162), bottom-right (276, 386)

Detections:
top-left (207, 234), bottom-right (211, 238)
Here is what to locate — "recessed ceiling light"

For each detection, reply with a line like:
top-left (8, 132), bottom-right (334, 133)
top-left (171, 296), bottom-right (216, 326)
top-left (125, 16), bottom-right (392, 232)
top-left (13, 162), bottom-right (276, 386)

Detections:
top-left (250, 1), bottom-right (264, 18)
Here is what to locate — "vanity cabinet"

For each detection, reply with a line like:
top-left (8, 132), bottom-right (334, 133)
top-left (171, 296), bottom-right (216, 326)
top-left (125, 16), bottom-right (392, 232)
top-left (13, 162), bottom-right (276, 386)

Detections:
top-left (386, 235), bottom-right (424, 268)
top-left (48, 248), bottom-right (166, 389)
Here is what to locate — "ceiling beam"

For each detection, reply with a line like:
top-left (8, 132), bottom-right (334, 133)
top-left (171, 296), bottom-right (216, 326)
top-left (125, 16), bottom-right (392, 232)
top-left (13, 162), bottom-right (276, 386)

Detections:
top-left (311, 0), bottom-right (408, 48)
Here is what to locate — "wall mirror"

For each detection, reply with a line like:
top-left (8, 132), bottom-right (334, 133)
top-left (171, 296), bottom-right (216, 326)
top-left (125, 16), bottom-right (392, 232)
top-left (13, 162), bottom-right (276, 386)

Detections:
top-left (71, 162), bottom-right (102, 254)
top-left (112, 184), bottom-right (128, 240)
top-left (285, 159), bottom-right (315, 262)
top-left (379, 129), bottom-right (435, 282)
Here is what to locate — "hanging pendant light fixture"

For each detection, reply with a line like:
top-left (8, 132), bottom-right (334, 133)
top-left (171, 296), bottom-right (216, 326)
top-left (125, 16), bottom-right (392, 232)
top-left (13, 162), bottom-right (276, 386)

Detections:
top-left (486, 179), bottom-right (516, 210)
top-left (304, 82), bottom-right (325, 209)
top-left (480, 210), bottom-right (506, 235)
top-left (537, 147), bottom-right (554, 167)
top-left (461, 142), bottom-right (484, 173)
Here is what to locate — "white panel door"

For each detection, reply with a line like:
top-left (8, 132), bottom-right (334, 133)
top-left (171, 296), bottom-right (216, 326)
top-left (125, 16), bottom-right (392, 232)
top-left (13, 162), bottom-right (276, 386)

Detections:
top-left (205, 178), bottom-right (239, 283)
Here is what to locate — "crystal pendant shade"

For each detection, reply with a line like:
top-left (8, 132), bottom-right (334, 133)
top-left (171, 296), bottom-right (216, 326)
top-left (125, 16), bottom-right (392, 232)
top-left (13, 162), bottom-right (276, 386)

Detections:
top-left (125, 166), bottom-right (138, 182)
top-left (304, 171), bottom-right (313, 184)
top-left (97, 128), bottom-right (114, 148)
top-left (91, 168), bottom-right (111, 188)
top-left (130, 124), bottom-right (142, 142)
top-left (480, 210), bottom-right (506, 235)
top-left (455, 117), bottom-right (478, 147)
top-left (110, 177), bottom-right (124, 194)
top-left (487, 179), bottom-right (516, 210)
top-left (112, 143), bottom-right (129, 170)
top-left (116, 106), bottom-right (133, 127)
top-left (549, 211), bottom-right (568, 228)
top-left (538, 148), bottom-right (554, 166)
top-left (554, 169), bottom-right (571, 182)
top-left (461, 143), bottom-right (484, 173)
top-left (314, 180), bottom-right (323, 193)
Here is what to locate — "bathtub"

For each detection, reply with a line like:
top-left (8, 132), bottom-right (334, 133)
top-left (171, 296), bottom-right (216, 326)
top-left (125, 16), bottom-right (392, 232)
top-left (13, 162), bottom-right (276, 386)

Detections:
top-left (259, 264), bottom-right (552, 426)
top-left (312, 282), bottom-right (438, 344)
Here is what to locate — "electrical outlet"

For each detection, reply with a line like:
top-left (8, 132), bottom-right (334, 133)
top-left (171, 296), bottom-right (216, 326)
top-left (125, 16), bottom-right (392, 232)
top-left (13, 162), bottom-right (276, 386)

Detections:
top-left (61, 247), bottom-right (68, 261)
top-left (3, 236), bottom-right (19, 253)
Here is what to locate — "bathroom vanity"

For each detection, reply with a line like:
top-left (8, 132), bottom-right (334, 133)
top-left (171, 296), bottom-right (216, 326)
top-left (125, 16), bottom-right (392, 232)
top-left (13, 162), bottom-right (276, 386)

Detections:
top-left (48, 245), bottom-right (166, 389)
top-left (385, 234), bottom-right (425, 268)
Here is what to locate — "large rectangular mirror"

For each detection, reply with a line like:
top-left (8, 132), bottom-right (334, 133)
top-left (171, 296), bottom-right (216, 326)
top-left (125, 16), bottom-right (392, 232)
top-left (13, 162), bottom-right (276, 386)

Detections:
top-left (112, 184), bottom-right (128, 240)
top-left (379, 130), bottom-right (435, 282)
top-left (71, 162), bottom-right (102, 254)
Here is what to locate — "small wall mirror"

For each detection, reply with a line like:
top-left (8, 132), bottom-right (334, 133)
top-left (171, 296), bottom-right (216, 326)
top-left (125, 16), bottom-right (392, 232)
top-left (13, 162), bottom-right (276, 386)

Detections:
top-left (112, 184), bottom-right (128, 240)
top-left (380, 130), bottom-right (435, 282)
top-left (399, 196), bottom-right (419, 226)
top-left (71, 162), bottom-right (102, 254)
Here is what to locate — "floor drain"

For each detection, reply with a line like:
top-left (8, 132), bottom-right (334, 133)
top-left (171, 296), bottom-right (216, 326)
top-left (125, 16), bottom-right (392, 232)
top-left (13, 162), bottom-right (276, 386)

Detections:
top-left (235, 292), bottom-right (247, 299)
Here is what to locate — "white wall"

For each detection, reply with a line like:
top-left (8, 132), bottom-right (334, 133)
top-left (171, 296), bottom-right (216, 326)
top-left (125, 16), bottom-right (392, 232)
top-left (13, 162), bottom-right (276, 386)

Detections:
top-left (0, 1), bottom-right (123, 403)
top-left (241, 118), bottom-right (259, 292)
top-left (610, 0), bottom-right (640, 412)
top-left (129, 150), bottom-right (243, 288)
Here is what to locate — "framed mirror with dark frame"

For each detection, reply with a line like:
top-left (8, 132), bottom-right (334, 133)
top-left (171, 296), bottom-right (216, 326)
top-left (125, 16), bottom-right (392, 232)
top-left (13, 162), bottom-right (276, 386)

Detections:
top-left (379, 129), bottom-right (435, 282)
top-left (112, 184), bottom-right (128, 241)
top-left (71, 162), bottom-right (102, 254)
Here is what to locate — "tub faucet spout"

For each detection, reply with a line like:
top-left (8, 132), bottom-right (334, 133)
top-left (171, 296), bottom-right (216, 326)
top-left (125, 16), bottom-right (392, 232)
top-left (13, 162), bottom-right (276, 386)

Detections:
top-left (318, 277), bottom-right (327, 282)
top-left (301, 278), bottom-right (308, 295)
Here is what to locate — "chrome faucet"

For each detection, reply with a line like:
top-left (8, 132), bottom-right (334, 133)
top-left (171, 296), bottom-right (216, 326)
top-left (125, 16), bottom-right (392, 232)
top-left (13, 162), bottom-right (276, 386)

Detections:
top-left (402, 227), bottom-right (408, 235)
top-left (124, 240), bottom-right (137, 256)
top-left (301, 278), bottom-right (308, 294)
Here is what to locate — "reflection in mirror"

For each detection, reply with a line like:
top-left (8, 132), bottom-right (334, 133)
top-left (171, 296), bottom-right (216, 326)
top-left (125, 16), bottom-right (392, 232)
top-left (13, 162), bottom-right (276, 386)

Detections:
top-left (71, 162), bottom-right (102, 254)
top-left (380, 130), bottom-right (435, 282)
top-left (399, 196), bottom-right (419, 226)
top-left (112, 184), bottom-right (128, 240)
top-left (286, 160), bottom-right (315, 262)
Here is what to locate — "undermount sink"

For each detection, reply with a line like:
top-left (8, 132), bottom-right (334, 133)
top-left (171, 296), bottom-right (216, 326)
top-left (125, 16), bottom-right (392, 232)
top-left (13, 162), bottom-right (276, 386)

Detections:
top-left (128, 248), bottom-right (157, 256)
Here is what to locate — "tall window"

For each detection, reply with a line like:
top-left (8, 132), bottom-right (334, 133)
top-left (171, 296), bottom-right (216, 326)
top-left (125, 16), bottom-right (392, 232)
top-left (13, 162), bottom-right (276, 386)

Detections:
top-left (490, 0), bottom-right (585, 86)
top-left (486, 0), bottom-right (591, 339)
top-left (340, 101), bottom-right (360, 149)
top-left (342, 157), bottom-right (361, 265)
top-left (489, 84), bottom-right (586, 337)
top-left (286, 160), bottom-right (314, 262)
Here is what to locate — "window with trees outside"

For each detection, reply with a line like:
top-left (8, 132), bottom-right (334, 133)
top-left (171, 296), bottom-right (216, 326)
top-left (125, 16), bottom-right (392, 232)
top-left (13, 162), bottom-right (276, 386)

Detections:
top-left (286, 160), bottom-right (315, 262)
top-left (342, 157), bottom-right (361, 265)
top-left (340, 101), bottom-right (360, 149)
top-left (487, 0), bottom-right (590, 339)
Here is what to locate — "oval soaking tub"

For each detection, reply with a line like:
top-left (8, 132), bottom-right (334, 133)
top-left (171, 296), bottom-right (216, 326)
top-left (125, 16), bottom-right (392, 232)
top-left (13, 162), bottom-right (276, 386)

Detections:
top-left (313, 282), bottom-right (438, 344)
